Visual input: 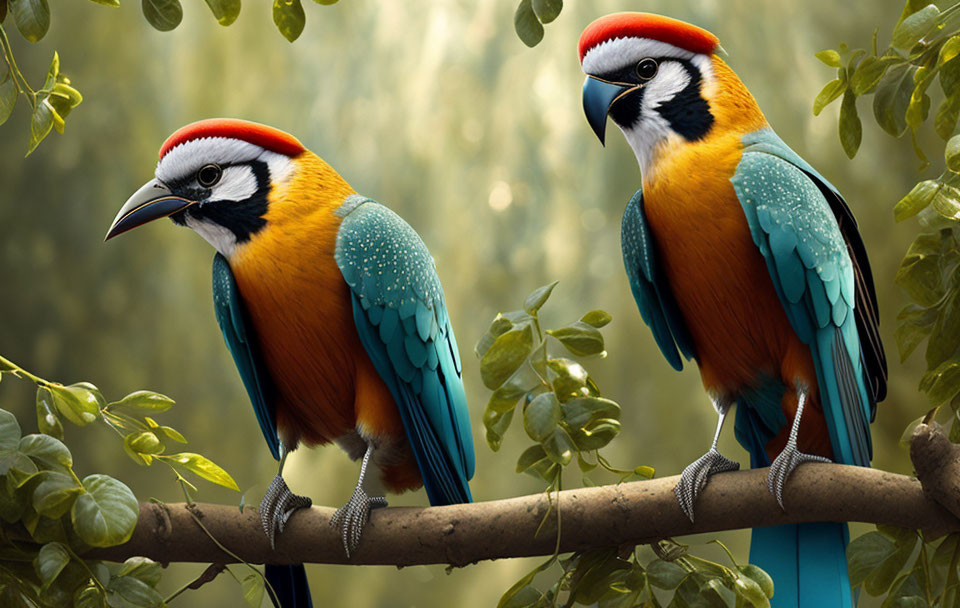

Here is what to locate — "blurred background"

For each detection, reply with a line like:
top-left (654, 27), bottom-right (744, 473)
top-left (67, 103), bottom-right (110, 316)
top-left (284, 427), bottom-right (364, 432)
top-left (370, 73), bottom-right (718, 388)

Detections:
top-left (0, 0), bottom-right (930, 605)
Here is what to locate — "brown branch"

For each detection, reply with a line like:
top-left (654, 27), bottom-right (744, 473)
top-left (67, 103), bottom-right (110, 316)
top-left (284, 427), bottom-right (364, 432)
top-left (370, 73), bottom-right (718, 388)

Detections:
top-left (84, 427), bottom-right (960, 567)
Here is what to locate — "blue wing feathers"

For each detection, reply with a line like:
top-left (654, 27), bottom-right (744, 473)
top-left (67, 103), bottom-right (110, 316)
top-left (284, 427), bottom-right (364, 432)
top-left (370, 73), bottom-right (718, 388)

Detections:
top-left (335, 196), bottom-right (475, 506)
top-left (732, 134), bottom-right (872, 468)
top-left (211, 253), bottom-right (281, 461)
top-left (621, 191), bottom-right (697, 369)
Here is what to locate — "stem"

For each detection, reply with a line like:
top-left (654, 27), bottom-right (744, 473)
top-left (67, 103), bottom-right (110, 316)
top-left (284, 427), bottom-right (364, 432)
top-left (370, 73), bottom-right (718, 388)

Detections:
top-left (65, 545), bottom-right (107, 593)
top-left (0, 354), bottom-right (48, 386)
top-left (0, 25), bottom-right (34, 100)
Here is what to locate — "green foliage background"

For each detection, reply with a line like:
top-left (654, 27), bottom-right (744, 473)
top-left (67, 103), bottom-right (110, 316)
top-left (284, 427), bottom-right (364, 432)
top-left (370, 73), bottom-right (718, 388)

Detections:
top-left (0, 0), bottom-right (926, 606)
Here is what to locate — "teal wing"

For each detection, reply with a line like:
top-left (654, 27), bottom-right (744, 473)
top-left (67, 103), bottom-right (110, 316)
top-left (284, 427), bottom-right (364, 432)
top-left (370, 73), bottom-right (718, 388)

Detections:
top-left (621, 190), bottom-right (697, 370)
top-left (211, 253), bottom-right (280, 460)
top-left (731, 129), bottom-right (884, 467)
top-left (334, 195), bottom-right (475, 506)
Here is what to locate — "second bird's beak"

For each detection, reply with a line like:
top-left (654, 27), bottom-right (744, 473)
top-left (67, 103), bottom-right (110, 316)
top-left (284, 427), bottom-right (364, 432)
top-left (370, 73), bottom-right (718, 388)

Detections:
top-left (105, 179), bottom-right (196, 241)
top-left (582, 76), bottom-right (636, 146)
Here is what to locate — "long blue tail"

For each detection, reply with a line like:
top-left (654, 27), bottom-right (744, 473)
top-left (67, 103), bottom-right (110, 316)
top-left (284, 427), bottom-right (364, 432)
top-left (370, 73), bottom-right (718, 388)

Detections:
top-left (751, 523), bottom-right (852, 608)
top-left (734, 380), bottom-right (854, 608)
top-left (265, 564), bottom-right (313, 608)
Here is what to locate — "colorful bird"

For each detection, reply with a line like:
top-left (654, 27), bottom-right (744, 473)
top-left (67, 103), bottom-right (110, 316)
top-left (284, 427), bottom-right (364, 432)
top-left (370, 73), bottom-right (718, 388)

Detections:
top-left (105, 119), bottom-right (476, 608)
top-left (579, 13), bottom-right (885, 608)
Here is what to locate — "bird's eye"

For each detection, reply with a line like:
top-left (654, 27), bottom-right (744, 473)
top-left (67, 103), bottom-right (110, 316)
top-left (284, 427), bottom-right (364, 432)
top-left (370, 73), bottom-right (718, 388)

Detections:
top-left (636, 58), bottom-right (659, 81)
top-left (197, 164), bottom-right (222, 188)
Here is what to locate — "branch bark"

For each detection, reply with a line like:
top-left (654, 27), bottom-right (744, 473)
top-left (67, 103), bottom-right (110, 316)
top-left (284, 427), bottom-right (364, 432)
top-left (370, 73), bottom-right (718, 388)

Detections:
top-left (85, 424), bottom-right (960, 567)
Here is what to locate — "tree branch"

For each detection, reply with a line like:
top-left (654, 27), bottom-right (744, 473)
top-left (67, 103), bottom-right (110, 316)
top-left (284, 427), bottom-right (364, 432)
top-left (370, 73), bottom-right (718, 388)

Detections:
top-left (84, 425), bottom-right (960, 567)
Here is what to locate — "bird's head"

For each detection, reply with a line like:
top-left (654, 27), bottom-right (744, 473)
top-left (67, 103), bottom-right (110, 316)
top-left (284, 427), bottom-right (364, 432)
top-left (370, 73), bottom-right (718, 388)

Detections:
top-left (579, 13), bottom-right (733, 171)
top-left (105, 119), bottom-right (335, 257)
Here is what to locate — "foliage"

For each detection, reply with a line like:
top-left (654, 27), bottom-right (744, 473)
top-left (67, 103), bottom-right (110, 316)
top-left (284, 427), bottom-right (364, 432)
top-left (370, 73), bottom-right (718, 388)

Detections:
top-left (816, 2), bottom-right (960, 606)
top-left (513, 0), bottom-right (563, 48)
top-left (0, 355), bottom-right (265, 608)
top-left (476, 284), bottom-right (774, 608)
top-left (816, 0), bottom-right (960, 411)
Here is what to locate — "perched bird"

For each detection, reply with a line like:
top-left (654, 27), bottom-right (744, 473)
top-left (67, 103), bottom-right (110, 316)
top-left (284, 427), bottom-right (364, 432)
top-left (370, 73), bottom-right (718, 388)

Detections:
top-left (105, 119), bottom-right (476, 608)
top-left (579, 13), bottom-right (886, 608)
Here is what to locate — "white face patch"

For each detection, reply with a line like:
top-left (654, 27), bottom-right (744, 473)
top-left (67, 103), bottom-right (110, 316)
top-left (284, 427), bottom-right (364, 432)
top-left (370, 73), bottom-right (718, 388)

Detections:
top-left (184, 214), bottom-right (239, 257)
top-left (156, 137), bottom-right (264, 184)
top-left (207, 165), bottom-right (258, 203)
top-left (582, 37), bottom-right (696, 74)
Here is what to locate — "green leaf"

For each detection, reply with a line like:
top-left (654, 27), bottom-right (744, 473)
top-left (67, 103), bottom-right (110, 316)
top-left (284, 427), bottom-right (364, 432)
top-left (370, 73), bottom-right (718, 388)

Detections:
top-left (739, 565), bottom-right (774, 599)
top-left (0, 66), bottom-right (15, 127)
top-left (874, 64), bottom-right (917, 137)
top-left (34, 542), bottom-right (69, 589)
top-left (480, 325), bottom-right (534, 390)
top-left (88, 0), bottom-right (121, 5)
top-left (815, 49), bottom-right (842, 68)
top-left (936, 95), bottom-right (960, 141)
top-left (32, 471), bottom-right (82, 518)
top-left (523, 281), bottom-right (558, 315)
top-left (74, 585), bottom-right (105, 608)
top-left (483, 407), bottom-right (514, 452)
top-left (47, 81), bottom-right (82, 132)
top-left (159, 426), bottom-right (186, 443)
top-left (0, 408), bottom-right (22, 451)
top-left (20, 433), bottom-right (72, 472)
top-left (204, 0), bottom-right (240, 26)
top-left (497, 556), bottom-right (556, 608)
top-left (531, 0), bottom-right (561, 24)
top-left (865, 528), bottom-right (918, 596)
top-left (514, 0), bottom-right (543, 48)
top-left (894, 180), bottom-right (940, 222)
top-left (110, 390), bottom-right (174, 413)
top-left (924, 358), bottom-right (960, 406)
top-left (734, 573), bottom-right (770, 608)
top-left (273, 0), bottom-right (305, 42)
top-left (26, 98), bottom-right (53, 156)
top-left (892, 4), bottom-right (940, 50)
top-left (580, 310), bottom-right (612, 328)
top-left (928, 292), bottom-right (960, 369)
top-left (35, 388), bottom-right (63, 440)
top-left (45, 384), bottom-right (100, 426)
top-left (561, 396), bottom-right (620, 428)
top-left (933, 185), bottom-right (960, 220)
top-left (839, 91), bottom-right (862, 159)
top-left (241, 573), bottom-right (265, 608)
top-left (486, 385), bottom-right (525, 414)
top-left (813, 78), bottom-right (846, 115)
top-left (71, 474), bottom-right (138, 547)
top-left (107, 574), bottom-right (163, 608)
top-left (9, 0), bottom-right (49, 42)
top-left (141, 0), bottom-right (182, 32)
top-left (164, 452), bottom-right (240, 491)
top-left (523, 393), bottom-right (560, 441)
top-left (500, 586), bottom-right (541, 608)
top-left (895, 233), bottom-right (946, 307)
top-left (647, 559), bottom-right (686, 589)
top-left (515, 444), bottom-right (548, 474)
top-left (547, 321), bottom-right (605, 357)
top-left (851, 56), bottom-right (895, 95)
top-left (117, 557), bottom-right (162, 587)
top-left (895, 304), bottom-right (938, 362)
top-left (541, 426), bottom-right (575, 465)
top-left (941, 36), bottom-right (960, 66)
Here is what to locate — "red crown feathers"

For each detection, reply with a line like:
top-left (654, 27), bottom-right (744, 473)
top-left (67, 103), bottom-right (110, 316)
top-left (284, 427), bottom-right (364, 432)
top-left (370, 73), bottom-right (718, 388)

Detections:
top-left (578, 12), bottom-right (719, 62)
top-left (159, 119), bottom-right (305, 159)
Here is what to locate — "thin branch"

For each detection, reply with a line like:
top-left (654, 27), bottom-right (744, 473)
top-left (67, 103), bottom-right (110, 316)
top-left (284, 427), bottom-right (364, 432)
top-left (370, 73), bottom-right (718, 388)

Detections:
top-left (81, 453), bottom-right (958, 567)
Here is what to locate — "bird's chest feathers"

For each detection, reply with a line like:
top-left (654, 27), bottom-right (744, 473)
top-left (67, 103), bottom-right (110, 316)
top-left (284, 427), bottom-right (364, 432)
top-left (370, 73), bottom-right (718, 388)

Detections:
top-left (230, 198), bottom-right (361, 440)
top-left (642, 139), bottom-right (795, 388)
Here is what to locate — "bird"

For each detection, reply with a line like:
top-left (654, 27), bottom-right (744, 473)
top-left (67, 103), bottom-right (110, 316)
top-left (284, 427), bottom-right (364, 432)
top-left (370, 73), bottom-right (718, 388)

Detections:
top-left (105, 118), bottom-right (476, 608)
top-left (579, 13), bottom-right (886, 608)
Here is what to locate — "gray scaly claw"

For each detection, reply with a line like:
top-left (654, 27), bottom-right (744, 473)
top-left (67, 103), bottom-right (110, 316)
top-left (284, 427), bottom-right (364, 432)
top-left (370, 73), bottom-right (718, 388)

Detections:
top-left (674, 447), bottom-right (739, 522)
top-left (260, 475), bottom-right (312, 549)
top-left (329, 486), bottom-right (387, 557)
top-left (767, 440), bottom-right (830, 509)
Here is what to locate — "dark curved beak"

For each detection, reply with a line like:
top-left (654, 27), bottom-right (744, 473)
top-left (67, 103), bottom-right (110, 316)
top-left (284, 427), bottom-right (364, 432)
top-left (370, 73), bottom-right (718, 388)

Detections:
top-left (582, 76), bottom-right (636, 146)
top-left (105, 179), bottom-right (195, 241)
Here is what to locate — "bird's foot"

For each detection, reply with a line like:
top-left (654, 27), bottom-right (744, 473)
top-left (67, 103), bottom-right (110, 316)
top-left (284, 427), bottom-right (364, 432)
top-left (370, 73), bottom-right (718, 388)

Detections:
top-left (259, 475), bottom-right (312, 549)
top-left (674, 448), bottom-right (740, 522)
top-left (767, 440), bottom-right (830, 509)
top-left (329, 486), bottom-right (388, 557)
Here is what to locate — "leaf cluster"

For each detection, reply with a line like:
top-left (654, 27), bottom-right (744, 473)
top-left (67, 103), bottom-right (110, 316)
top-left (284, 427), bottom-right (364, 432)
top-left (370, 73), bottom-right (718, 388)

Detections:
top-left (847, 525), bottom-right (960, 608)
top-left (513, 0), bottom-right (563, 48)
top-left (476, 285), bottom-right (773, 608)
top-left (0, 355), bottom-right (257, 607)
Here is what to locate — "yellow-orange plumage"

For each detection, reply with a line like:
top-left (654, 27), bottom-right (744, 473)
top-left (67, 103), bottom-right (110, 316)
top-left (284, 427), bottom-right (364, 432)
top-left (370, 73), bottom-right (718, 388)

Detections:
top-left (229, 152), bottom-right (421, 492)
top-left (643, 57), bottom-right (831, 460)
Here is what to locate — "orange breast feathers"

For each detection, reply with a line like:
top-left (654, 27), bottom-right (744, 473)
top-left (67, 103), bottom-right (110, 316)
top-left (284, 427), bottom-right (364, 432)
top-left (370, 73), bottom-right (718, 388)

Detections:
top-left (641, 61), bottom-right (831, 459)
top-left (228, 152), bottom-right (405, 450)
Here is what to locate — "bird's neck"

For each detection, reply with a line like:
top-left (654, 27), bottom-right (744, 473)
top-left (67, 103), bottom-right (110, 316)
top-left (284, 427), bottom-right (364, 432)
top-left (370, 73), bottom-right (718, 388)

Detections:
top-left (641, 56), bottom-right (768, 188)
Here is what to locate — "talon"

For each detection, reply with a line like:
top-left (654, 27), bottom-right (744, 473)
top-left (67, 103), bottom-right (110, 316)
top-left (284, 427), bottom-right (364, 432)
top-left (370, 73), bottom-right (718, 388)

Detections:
top-left (330, 485), bottom-right (387, 557)
top-left (259, 475), bottom-right (312, 549)
top-left (766, 388), bottom-right (833, 509)
top-left (674, 447), bottom-right (739, 523)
